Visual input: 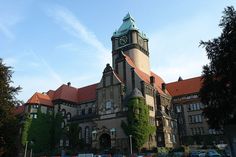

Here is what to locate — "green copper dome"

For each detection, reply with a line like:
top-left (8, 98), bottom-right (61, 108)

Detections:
top-left (113, 13), bottom-right (147, 39)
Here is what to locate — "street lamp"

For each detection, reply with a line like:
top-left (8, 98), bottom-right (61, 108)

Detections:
top-left (29, 140), bottom-right (34, 157)
top-left (24, 141), bottom-right (28, 157)
top-left (129, 135), bottom-right (132, 155)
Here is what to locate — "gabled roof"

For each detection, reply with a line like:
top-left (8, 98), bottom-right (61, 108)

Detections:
top-left (53, 84), bottom-right (78, 103)
top-left (78, 83), bottom-right (97, 103)
top-left (26, 92), bottom-right (53, 107)
top-left (166, 76), bottom-right (202, 97)
top-left (124, 54), bottom-right (169, 95)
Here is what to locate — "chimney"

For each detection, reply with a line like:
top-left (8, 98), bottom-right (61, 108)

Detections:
top-left (162, 83), bottom-right (166, 92)
top-left (67, 82), bottom-right (71, 86)
top-left (178, 76), bottom-right (183, 81)
top-left (150, 76), bottom-right (155, 86)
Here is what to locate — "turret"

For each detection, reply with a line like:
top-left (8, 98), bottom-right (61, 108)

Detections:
top-left (111, 13), bottom-right (150, 75)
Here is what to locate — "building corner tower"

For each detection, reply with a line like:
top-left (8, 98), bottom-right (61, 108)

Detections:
top-left (111, 13), bottom-right (150, 75)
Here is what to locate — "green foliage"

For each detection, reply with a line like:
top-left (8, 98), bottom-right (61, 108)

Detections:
top-left (0, 58), bottom-right (21, 156)
top-left (52, 112), bottom-right (64, 147)
top-left (21, 114), bottom-right (32, 146)
top-left (67, 123), bottom-right (81, 150)
top-left (200, 6), bottom-right (236, 129)
top-left (21, 111), bottom-right (64, 154)
top-left (27, 111), bottom-right (54, 153)
top-left (121, 97), bottom-right (155, 150)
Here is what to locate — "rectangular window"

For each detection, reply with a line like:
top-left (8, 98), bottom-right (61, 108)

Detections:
top-left (156, 120), bottom-right (159, 126)
top-left (172, 134), bottom-right (176, 143)
top-left (176, 105), bottom-right (181, 113)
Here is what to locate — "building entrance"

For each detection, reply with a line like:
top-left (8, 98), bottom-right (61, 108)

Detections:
top-left (99, 133), bottom-right (111, 150)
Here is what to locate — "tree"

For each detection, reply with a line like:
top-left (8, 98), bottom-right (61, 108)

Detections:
top-left (200, 6), bottom-right (236, 129)
top-left (67, 123), bottom-right (81, 151)
top-left (0, 58), bottom-right (21, 157)
top-left (21, 111), bottom-right (65, 155)
top-left (121, 96), bottom-right (155, 151)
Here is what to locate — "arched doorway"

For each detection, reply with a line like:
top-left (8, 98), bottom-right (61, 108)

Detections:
top-left (99, 133), bottom-right (111, 150)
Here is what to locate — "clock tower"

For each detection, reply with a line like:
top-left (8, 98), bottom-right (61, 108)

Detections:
top-left (111, 13), bottom-right (150, 75)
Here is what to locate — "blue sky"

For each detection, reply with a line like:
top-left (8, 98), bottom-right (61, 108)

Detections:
top-left (0, 0), bottom-right (235, 102)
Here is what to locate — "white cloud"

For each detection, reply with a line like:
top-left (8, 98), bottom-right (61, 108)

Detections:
top-left (0, 23), bottom-right (15, 39)
top-left (46, 6), bottom-right (111, 66)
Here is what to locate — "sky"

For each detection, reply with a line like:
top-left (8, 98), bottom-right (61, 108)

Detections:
top-left (0, 0), bottom-right (235, 102)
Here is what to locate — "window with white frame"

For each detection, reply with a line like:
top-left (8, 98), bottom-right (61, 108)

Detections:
top-left (30, 113), bottom-right (37, 119)
top-left (105, 101), bottom-right (112, 110)
top-left (176, 105), bottom-right (181, 113)
top-left (85, 126), bottom-right (90, 144)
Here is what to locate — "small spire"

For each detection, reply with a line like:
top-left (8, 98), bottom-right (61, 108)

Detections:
top-left (123, 12), bottom-right (135, 22)
top-left (178, 76), bottom-right (183, 81)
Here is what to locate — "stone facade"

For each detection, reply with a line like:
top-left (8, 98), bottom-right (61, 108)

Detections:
top-left (166, 77), bottom-right (225, 145)
top-left (25, 13), bottom-right (179, 152)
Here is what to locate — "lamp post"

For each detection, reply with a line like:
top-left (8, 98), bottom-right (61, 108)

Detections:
top-left (24, 141), bottom-right (28, 157)
top-left (129, 135), bottom-right (132, 155)
top-left (29, 140), bottom-right (34, 157)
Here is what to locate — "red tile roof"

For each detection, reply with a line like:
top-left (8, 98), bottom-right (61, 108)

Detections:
top-left (77, 83), bottom-right (97, 103)
top-left (151, 71), bottom-right (169, 95)
top-left (166, 76), bottom-right (203, 97)
top-left (124, 54), bottom-right (168, 95)
top-left (27, 92), bottom-right (53, 107)
top-left (14, 105), bottom-right (25, 115)
top-left (53, 84), bottom-right (78, 103)
top-left (47, 90), bottom-right (55, 99)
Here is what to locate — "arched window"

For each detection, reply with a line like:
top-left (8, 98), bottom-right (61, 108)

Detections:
top-left (61, 109), bottom-right (66, 117)
top-left (61, 121), bottom-right (65, 128)
top-left (66, 112), bottom-right (71, 120)
top-left (88, 108), bottom-right (92, 114)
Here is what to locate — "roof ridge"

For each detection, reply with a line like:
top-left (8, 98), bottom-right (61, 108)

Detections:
top-left (78, 83), bottom-right (98, 90)
top-left (167, 76), bottom-right (202, 84)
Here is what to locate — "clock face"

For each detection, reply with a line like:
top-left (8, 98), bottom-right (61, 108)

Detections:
top-left (119, 36), bottom-right (128, 46)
